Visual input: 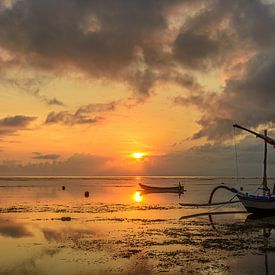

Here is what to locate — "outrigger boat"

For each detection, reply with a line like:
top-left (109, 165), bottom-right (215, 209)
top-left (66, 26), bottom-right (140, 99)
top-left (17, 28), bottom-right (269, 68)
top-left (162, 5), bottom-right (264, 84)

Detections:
top-left (179, 124), bottom-right (275, 215)
top-left (230, 124), bottom-right (275, 215)
top-left (139, 183), bottom-right (186, 194)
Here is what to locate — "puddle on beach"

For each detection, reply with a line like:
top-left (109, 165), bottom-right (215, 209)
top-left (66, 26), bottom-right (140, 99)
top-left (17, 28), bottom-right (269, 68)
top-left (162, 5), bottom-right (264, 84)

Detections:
top-left (0, 177), bottom-right (275, 274)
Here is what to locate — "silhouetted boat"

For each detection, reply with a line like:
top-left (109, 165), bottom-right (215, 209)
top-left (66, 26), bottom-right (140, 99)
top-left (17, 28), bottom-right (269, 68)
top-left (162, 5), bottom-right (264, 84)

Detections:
top-left (139, 183), bottom-right (185, 193)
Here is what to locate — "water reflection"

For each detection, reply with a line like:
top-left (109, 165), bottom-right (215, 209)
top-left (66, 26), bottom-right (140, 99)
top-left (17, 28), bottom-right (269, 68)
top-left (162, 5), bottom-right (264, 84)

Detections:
top-left (1, 248), bottom-right (59, 275)
top-left (42, 227), bottom-right (96, 242)
top-left (181, 211), bottom-right (275, 274)
top-left (133, 191), bottom-right (143, 203)
top-left (1, 177), bottom-right (275, 274)
top-left (0, 217), bottom-right (32, 238)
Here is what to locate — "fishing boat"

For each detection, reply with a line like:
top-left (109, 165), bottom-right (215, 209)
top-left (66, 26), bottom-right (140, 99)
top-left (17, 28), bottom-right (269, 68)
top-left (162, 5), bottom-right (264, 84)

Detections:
top-left (139, 183), bottom-right (185, 193)
top-left (230, 124), bottom-right (275, 214)
top-left (179, 124), bottom-right (275, 215)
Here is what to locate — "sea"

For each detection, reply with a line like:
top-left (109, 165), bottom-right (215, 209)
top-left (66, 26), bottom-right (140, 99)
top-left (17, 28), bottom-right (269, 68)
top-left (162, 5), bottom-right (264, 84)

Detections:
top-left (0, 176), bottom-right (274, 274)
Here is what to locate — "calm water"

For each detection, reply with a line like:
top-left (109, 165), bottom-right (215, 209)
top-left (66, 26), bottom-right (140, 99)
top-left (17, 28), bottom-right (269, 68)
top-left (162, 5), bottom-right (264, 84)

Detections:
top-left (0, 176), bottom-right (275, 274)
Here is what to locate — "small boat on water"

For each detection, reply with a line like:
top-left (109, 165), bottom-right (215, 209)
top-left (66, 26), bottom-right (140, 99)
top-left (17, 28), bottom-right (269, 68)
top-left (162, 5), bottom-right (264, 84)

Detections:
top-left (179, 124), bottom-right (275, 215)
top-left (139, 183), bottom-right (186, 193)
top-left (229, 124), bottom-right (275, 215)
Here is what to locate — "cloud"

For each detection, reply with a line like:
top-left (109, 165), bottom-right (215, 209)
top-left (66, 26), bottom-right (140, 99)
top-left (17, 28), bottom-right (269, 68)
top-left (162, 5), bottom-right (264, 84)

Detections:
top-left (44, 97), bottom-right (64, 106)
top-left (174, 32), bottom-right (221, 70)
top-left (45, 101), bottom-right (118, 125)
top-left (3, 76), bottom-right (65, 106)
top-left (32, 152), bottom-right (60, 160)
top-left (0, 0), bottom-right (208, 99)
top-left (0, 115), bottom-right (36, 136)
top-left (0, 136), bottom-right (273, 176)
top-left (172, 0), bottom-right (275, 70)
top-left (0, 0), bottom-right (275, 135)
top-left (175, 53), bottom-right (275, 140)
top-left (75, 101), bottom-right (117, 116)
top-left (143, 135), bottom-right (275, 176)
top-left (0, 153), bottom-right (116, 176)
top-left (45, 111), bottom-right (104, 125)
top-left (0, 115), bottom-right (35, 127)
top-left (172, 0), bottom-right (275, 140)
top-left (0, 0), bottom-right (179, 96)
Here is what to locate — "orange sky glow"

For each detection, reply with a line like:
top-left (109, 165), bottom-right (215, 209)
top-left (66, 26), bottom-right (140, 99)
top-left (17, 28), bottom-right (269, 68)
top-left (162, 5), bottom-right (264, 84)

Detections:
top-left (0, 0), bottom-right (275, 176)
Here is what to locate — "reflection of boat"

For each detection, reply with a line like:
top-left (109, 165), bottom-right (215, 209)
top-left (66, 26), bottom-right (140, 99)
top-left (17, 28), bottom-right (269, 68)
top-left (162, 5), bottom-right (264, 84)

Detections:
top-left (231, 124), bottom-right (275, 215)
top-left (139, 183), bottom-right (185, 193)
top-left (179, 210), bottom-right (246, 221)
top-left (237, 214), bottom-right (275, 275)
top-left (181, 211), bottom-right (275, 274)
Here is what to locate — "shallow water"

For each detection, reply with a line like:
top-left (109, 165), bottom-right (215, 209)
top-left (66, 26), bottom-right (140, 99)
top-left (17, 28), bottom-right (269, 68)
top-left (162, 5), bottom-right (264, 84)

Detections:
top-left (0, 176), bottom-right (274, 274)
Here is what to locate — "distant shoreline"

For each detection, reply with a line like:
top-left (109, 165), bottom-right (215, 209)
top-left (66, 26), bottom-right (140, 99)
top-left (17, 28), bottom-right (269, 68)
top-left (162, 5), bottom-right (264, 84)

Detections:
top-left (0, 175), bottom-right (271, 181)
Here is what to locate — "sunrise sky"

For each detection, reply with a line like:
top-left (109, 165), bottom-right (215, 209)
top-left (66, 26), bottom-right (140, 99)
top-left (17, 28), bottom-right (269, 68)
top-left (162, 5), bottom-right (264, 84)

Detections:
top-left (0, 0), bottom-right (275, 176)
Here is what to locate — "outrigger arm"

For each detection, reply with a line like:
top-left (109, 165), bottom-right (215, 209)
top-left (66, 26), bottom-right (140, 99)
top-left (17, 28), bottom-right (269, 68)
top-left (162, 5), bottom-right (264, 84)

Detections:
top-left (233, 124), bottom-right (275, 147)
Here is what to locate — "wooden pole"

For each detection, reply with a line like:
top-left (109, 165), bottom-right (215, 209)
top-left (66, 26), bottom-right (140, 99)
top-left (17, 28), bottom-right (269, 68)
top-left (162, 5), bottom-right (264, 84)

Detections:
top-left (263, 130), bottom-right (268, 189)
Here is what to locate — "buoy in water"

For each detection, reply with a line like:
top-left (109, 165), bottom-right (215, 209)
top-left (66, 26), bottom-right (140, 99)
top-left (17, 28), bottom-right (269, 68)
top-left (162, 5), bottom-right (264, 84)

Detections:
top-left (84, 191), bottom-right (89, 198)
top-left (61, 216), bottom-right (71, 221)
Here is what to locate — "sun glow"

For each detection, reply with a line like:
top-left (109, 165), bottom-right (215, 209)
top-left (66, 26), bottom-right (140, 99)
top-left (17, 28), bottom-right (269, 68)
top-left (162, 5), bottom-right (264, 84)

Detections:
top-left (132, 152), bottom-right (145, 159)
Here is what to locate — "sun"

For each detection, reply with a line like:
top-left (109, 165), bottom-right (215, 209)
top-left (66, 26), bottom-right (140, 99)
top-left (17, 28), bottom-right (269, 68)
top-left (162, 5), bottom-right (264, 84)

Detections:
top-left (132, 152), bottom-right (145, 159)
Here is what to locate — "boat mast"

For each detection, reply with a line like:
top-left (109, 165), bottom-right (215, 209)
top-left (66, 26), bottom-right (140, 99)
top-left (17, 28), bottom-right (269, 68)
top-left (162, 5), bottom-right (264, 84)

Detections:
top-left (263, 129), bottom-right (268, 189)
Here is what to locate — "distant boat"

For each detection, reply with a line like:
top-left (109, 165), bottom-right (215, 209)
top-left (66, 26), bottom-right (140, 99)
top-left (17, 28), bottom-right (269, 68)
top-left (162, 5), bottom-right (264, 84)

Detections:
top-left (139, 183), bottom-right (186, 193)
top-left (230, 124), bottom-right (275, 215)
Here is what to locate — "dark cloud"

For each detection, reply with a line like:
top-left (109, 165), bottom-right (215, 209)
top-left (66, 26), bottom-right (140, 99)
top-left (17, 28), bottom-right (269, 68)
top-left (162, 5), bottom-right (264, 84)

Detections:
top-left (45, 101), bottom-right (118, 125)
top-left (0, 115), bottom-right (35, 127)
top-left (32, 152), bottom-right (60, 160)
top-left (172, 0), bottom-right (275, 140)
top-left (173, 0), bottom-right (275, 70)
top-left (0, 115), bottom-right (36, 136)
top-left (2, 0), bottom-right (271, 99)
top-left (0, 0), bottom-right (275, 136)
top-left (174, 32), bottom-right (221, 70)
top-left (0, 0), bottom-right (206, 98)
top-left (0, 0), bottom-right (180, 96)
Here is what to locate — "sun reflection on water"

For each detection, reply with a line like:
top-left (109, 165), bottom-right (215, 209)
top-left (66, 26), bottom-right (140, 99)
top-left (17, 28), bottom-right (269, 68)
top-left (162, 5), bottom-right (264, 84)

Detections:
top-left (133, 191), bottom-right (143, 202)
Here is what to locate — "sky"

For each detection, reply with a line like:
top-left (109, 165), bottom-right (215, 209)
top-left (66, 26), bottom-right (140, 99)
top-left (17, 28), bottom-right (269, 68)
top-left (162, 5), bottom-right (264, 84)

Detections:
top-left (0, 0), bottom-right (275, 176)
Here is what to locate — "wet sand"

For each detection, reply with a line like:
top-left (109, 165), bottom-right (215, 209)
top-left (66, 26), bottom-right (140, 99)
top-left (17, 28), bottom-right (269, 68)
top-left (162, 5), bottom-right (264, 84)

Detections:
top-left (0, 176), bottom-right (274, 274)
